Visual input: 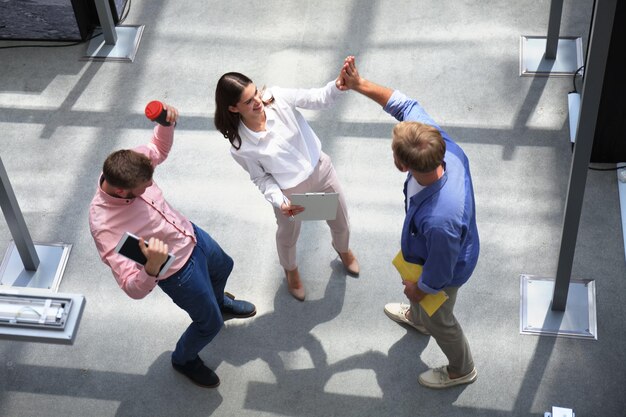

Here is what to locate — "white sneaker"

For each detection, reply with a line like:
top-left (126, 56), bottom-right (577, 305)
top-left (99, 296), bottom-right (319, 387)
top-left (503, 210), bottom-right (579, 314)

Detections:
top-left (418, 366), bottom-right (477, 389)
top-left (383, 303), bottom-right (430, 335)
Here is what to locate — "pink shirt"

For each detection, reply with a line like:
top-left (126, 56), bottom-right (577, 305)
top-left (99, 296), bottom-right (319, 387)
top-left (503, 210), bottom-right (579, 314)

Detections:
top-left (89, 125), bottom-right (196, 299)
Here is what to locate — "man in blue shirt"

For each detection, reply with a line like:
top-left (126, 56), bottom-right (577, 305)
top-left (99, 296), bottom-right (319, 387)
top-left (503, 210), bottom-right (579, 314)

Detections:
top-left (339, 56), bottom-right (479, 389)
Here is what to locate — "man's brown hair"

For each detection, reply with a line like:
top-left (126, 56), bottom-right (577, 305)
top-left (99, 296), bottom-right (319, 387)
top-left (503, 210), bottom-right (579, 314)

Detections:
top-left (102, 150), bottom-right (154, 189)
top-left (391, 122), bottom-right (445, 173)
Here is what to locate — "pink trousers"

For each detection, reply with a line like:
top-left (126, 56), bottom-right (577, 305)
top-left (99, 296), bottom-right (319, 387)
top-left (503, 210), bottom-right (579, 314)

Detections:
top-left (272, 152), bottom-right (351, 270)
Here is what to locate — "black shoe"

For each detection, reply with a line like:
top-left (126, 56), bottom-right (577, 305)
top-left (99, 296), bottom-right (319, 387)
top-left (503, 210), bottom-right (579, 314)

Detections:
top-left (172, 356), bottom-right (220, 388)
top-left (221, 292), bottom-right (257, 318)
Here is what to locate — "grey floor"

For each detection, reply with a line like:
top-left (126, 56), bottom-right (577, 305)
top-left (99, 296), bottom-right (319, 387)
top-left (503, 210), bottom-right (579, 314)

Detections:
top-left (1, 1), bottom-right (625, 416)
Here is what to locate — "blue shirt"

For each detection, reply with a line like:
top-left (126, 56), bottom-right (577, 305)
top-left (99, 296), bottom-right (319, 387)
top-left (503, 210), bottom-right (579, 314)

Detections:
top-left (384, 91), bottom-right (480, 294)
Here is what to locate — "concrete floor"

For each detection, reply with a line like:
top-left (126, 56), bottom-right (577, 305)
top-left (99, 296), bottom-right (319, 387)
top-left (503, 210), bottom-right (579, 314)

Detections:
top-left (1, 1), bottom-right (625, 416)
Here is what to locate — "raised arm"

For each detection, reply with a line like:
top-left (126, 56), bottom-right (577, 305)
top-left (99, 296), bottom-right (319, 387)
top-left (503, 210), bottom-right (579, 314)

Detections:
top-left (338, 56), bottom-right (393, 107)
top-left (339, 56), bottom-right (439, 127)
top-left (135, 103), bottom-right (180, 166)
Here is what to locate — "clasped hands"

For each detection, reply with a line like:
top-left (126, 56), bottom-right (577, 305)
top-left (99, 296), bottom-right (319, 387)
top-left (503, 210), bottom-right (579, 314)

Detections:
top-left (335, 55), bottom-right (361, 91)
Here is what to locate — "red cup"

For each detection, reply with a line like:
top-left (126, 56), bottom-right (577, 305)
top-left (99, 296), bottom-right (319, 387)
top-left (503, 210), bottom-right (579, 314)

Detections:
top-left (145, 101), bottom-right (170, 126)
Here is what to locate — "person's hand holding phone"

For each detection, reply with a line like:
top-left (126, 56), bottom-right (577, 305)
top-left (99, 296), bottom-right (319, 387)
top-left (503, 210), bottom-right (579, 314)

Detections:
top-left (139, 237), bottom-right (169, 277)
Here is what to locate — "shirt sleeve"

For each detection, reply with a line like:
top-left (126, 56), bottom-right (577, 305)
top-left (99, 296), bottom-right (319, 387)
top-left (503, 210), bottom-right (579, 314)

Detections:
top-left (91, 228), bottom-right (159, 299)
top-left (383, 90), bottom-right (440, 128)
top-left (133, 124), bottom-right (175, 166)
top-left (230, 150), bottom-right (286, 208)
top-left (272, 80), bottom-right (343, 110)
top-left (418, 225), bottom-right (462, 293)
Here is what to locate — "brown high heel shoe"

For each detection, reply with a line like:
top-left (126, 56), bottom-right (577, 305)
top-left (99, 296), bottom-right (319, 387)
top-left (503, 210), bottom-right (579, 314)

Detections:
top-left (285, 267), bottom-right (305, 301)
top-left (332, 244), bottom-right (360, 276)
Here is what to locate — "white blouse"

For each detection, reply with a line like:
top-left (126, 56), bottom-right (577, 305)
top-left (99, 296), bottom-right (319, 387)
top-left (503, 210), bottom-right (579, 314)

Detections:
top-left (230, 80), bottom-right (343, 208)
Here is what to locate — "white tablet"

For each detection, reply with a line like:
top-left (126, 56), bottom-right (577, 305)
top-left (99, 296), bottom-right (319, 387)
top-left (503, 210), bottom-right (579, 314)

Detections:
top-left (289, 192), bottom-right (339, 221)
top-left (114, 232), bottom-right (176, 277)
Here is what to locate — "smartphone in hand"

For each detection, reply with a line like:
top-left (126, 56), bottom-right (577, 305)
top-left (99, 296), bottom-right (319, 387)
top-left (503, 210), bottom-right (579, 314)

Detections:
top-left (114, 232), bottom-right (176, 277)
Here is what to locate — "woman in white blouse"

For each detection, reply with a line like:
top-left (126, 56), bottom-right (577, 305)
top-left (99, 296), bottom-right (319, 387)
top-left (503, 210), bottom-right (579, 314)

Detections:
top-left (214, 71), bottom-right (359, 301)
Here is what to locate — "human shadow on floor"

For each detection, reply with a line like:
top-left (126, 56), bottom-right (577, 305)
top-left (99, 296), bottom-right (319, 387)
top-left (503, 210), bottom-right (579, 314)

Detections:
top-left (326, 330), bottom-right (473, 415)
top-left (238, 328), bottom-right (450, 416)
top-left (208, 266), bottom-right (348, 377)
top-left (3, 351), bottom-right (222, 417)
top-left (204, 260), bottom-right (472, 416)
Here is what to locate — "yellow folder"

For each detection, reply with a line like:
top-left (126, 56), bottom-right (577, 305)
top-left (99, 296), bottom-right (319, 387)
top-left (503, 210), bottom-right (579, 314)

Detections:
top-left (392, 250), bottom-right (449, 317)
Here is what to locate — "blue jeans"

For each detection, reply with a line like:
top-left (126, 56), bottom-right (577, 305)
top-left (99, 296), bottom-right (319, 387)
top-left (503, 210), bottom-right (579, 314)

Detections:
top-left (158, 224), bottom-right (232, 365)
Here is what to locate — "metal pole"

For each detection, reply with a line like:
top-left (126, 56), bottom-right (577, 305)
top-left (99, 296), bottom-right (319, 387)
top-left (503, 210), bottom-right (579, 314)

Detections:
top-left (94, 0), bottom-right (118, 45)
top-left (552, 0), bottom-right (616, 311)
top-left (0, 156), bottom-right (39, 271)
top-left (545, 0), bottom-right (564, 59)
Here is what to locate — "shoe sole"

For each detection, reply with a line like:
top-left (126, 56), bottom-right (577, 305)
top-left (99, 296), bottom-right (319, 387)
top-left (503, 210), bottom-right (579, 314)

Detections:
top-left (222, 309), bottom-right (257, 319)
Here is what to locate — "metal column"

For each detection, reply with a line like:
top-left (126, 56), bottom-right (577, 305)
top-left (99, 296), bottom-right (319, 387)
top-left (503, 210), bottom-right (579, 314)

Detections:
top-left (545, 0), bottom-right (564, 59)
top-left (83, 0), bottom-right (145, 62)
top-left (1, 161), bottom-right (82, 344)
top-left (0, 156), bottom-right (72, 291)
top-left (94, 0), bottom-right (118, 44)
top-left (520, 0), bottom-right (617, 340)
top-left (0, 156), bottom-right (39, 271)
top-left (552, 0), bottom-right (616, 311)
top-left (519, 0), bottom-right (583, 76)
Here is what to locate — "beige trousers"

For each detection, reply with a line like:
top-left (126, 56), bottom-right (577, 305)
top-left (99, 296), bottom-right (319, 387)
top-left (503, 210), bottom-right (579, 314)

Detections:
top-left (410, 286), bottom-right (474, 375)
top-left (272, 152), bottom-right (350, 271)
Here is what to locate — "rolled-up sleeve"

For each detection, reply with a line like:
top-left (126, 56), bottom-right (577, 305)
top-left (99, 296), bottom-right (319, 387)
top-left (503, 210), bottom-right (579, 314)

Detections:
top-left (134, 124), bottom-right (175, 166)
top-left (418, 225), bottom-right (461, 294)
top-left (91, 229), bottom-right (159, 299)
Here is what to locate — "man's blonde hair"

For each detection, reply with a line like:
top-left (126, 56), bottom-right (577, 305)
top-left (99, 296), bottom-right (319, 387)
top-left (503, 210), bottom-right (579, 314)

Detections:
top-left (391, 121), bottom-right (445, 173)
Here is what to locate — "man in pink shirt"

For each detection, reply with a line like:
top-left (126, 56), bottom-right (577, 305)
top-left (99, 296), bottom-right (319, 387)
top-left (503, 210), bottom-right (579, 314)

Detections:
top-left (89, 103), bottom-right (256, 388)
